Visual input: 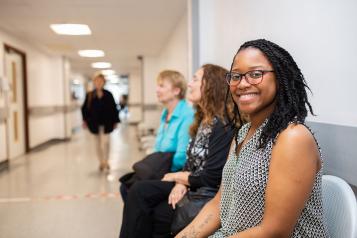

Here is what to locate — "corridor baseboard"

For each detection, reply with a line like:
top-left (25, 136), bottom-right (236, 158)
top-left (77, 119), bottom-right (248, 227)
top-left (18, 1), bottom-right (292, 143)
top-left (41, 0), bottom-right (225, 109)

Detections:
top-left (0, 160), bottom-right (9, 172)
top-left (30, 138), bottom-right (70, 152)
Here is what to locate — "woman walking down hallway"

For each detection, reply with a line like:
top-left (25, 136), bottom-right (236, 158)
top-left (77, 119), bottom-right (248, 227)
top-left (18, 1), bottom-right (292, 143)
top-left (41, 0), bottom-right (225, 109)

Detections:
top-left (176, 39), bottom-right (330, 238)
top-left (119, 64), bottom-right (237, 238)
top-left (81, 73), bottom-right (120, 172)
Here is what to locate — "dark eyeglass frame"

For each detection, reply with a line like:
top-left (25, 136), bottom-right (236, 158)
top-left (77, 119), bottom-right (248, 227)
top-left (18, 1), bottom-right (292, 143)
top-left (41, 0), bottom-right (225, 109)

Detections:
top-left (225, 70), bottom-right (274, 86)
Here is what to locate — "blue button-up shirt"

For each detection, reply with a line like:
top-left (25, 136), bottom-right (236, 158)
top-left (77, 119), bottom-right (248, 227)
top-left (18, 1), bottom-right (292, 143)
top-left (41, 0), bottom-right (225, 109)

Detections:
top-left (154, 99), bottom-right (194, 172)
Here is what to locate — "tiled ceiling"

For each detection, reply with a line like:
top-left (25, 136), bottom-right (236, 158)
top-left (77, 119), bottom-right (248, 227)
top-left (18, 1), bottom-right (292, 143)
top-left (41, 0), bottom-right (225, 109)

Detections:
top-left (0, 0), bottom-right (187, 76)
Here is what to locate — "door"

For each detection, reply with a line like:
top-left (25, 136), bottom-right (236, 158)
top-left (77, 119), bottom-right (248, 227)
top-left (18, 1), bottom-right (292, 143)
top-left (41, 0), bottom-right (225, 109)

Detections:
top-left (5, 50), bottom-right (26, 159)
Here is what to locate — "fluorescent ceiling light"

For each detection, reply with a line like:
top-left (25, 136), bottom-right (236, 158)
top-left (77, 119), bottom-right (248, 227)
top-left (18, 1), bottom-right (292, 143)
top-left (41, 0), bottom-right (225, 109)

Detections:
top-left (101, 69), bottom-right (116, 75)
top-left (50, 24), bottom-right (91, 35)
top-left (91, 62), bottom-right (111, 69)
top-left (72, 79), bottom-right (81, 85)
top-left (78, 50), bottom-right (104, 57)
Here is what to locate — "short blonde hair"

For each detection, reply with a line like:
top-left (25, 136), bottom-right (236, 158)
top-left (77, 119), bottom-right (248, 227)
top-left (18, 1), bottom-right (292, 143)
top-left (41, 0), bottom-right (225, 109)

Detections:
top-left (156, 70), bottom-right (187, 99)
top-left (93, 72), bottom-right (105, 82)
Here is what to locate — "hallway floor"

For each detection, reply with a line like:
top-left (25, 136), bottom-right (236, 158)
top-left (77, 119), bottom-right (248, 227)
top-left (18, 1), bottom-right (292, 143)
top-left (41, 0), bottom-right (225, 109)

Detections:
top-left (0, 124), bottom-right (143, 238)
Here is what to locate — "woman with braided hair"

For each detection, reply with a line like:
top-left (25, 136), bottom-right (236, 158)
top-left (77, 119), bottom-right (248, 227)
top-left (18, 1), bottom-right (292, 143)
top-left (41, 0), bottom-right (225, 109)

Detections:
top-left (175, 39), bottom-right (329, 238)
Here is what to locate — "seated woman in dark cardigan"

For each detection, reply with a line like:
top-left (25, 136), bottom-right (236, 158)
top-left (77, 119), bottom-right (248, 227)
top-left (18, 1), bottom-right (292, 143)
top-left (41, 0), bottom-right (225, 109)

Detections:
top-left (119, 64), bottom-right (239, 238)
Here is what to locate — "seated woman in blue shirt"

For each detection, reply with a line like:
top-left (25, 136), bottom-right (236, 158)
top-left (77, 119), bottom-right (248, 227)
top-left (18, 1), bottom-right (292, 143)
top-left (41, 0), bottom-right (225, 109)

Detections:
top-left (154, 70), bottom-right (195, 172)
top-left (120, 70), bottom-right (194, 201)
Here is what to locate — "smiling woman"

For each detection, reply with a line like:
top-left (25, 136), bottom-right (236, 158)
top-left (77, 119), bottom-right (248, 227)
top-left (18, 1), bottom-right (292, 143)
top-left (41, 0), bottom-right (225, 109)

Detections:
top-left (176, 39), bottom-right (330, 238)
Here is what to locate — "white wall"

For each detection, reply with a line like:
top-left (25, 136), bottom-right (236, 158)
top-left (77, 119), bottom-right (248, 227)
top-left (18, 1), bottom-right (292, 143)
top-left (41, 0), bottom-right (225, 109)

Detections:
top-left (128, 69), bottom-right (143, 123)
top-left (144, 13), bottom-right (189, 105)
top-left (29, 114), bottom-right (65, 147)
top-left (142, 13), bottom-right (189, 126)
top-left (27, 55), bottom-right (64, 107)
top-left (0, 29), bottom-right (73, 149)
top-left (198, 0), bottom-right (357, 127)
top-left (158, 14), bottom-right (189, 80)
top-left (69, 72), bottom-right (87, 132)
top-left (62, 58), bottom-right (72, 138)
top-left (27, 55), bottom-right (68, 147)
top-left (143, 56), bottom-right (160, 105)
top-left (196, 0), bottom-right (357, 185)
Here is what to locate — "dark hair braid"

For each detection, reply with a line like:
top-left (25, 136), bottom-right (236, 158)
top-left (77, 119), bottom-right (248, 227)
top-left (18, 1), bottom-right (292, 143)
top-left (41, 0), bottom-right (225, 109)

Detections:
top-left (225, 86), bottom-right (242, 141)
top-left (232, 39), bottom-right (315, 148)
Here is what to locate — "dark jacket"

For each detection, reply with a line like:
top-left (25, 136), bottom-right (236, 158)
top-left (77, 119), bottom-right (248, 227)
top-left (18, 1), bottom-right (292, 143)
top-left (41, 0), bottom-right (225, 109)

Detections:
top-left (119, 152), bottom-right (174, 188)
top-left (81, 89), bottom-right (120, 134)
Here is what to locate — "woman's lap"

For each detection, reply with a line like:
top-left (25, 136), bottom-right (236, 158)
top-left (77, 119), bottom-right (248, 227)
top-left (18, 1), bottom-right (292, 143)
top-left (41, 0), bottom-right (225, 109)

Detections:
top-left (120, 180), bottom-right (175, 238)
top-left (128, 180), bottom-right (175, 210)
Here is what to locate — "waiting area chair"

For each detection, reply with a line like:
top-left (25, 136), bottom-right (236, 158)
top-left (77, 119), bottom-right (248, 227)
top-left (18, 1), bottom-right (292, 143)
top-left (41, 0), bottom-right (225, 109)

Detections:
top-left (322, 175), bottom-right (357, 238)
top-left (136, 122), bottom-right (156, 138)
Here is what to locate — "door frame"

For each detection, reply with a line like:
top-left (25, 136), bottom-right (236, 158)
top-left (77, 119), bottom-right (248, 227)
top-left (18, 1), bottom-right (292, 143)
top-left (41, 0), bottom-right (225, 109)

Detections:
top-left (4, 43), bottom-right (30, 153)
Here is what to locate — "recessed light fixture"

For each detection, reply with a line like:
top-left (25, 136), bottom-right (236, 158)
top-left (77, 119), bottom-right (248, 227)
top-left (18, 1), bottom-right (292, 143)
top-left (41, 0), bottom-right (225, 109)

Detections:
top-left (78, 50), bottom-right (105, 57)
top-left (50, 24), bottom-right (91, 35)
top-left (106, 74), bottom-right (119, 80)
top-left (72, 79), bottom-right (81, 85)
top-left (91, 62), bottom-right (111, 69)
top-left (101, 69), bottom-right (116, 75)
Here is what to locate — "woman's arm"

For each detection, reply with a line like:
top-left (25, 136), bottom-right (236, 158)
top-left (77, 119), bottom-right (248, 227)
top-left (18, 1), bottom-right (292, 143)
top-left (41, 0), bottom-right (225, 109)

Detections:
top-left (229, 124), bottom-right (320, 238)
top-left (108, 91), bottom-right (120, 124)
top-left (81, 92), bottom-right (90, 121)
top-left (162, 171), bottom-right (190, 185)
top-left (162, 120), bottom-right (234, 186)
top-left (175, 188), bottom-right (222, 238)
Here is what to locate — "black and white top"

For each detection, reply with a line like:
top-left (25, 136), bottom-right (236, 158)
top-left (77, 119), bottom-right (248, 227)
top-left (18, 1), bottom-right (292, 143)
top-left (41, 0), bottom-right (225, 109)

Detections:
top-left (183, 118), bottom-right (234, 190)
top-left (210, 120), bottom-right (330, 238)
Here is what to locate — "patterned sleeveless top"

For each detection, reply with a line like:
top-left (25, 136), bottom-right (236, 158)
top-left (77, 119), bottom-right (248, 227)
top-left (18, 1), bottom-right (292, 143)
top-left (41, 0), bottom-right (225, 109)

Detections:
top-left (183, 118), bottom-right (216, 175)
top-left (210, 121), bottom-right (330, 238)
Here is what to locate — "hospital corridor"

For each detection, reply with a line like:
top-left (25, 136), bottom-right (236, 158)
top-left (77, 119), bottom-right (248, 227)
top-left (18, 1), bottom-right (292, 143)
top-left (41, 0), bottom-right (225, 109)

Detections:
top-left (0, 0), bottom-right (357, 238)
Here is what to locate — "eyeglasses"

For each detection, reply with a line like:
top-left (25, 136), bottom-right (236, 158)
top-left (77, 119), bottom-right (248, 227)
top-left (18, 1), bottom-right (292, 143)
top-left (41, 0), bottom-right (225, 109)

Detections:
top-left (225, 70), bottom-right (274, 86)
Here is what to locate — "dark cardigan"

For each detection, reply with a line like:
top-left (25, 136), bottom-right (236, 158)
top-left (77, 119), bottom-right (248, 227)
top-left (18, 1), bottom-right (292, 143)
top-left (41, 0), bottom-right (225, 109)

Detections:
top-left (81, 89), bottom-right (120, 134)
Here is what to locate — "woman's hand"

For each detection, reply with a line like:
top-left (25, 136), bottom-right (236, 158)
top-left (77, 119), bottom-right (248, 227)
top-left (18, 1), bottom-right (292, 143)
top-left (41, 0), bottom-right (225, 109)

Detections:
top-left (161, 172), bottom-right (177, 182)
top-left (168, 183), bottom-right (187, 209)
top-left (162, 171), bottom-right (191, 185)
top-left (174, 188), bottom-right (222, 238)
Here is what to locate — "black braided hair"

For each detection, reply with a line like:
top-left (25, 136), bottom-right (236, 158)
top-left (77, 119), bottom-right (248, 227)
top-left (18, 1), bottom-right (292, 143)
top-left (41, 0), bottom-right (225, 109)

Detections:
top-left (230, 39), bottom-right (315, 148)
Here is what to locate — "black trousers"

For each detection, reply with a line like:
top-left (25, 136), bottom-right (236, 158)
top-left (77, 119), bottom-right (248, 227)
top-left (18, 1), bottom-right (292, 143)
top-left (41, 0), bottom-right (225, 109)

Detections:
top-left (119, 180), bottom-right (175, 238)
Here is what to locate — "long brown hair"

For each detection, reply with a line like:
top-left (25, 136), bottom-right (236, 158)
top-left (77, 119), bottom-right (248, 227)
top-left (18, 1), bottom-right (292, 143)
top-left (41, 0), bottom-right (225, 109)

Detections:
top-left (189, 64), bottom-right (235, 137)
